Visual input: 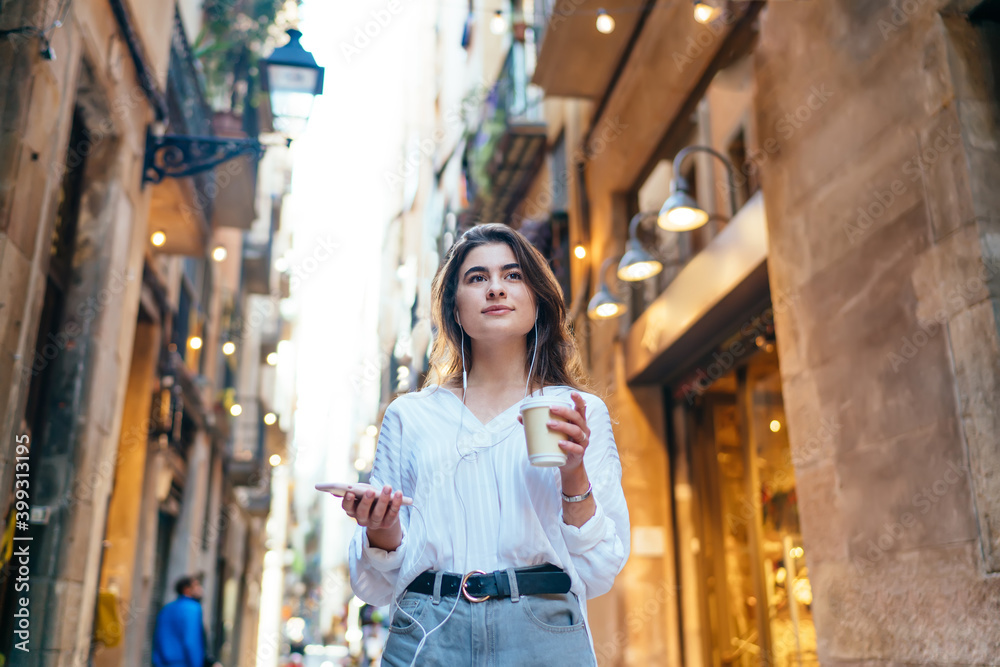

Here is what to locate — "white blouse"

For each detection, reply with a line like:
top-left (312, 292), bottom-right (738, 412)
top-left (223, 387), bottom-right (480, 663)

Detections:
top-left (348, 384), bottom-right (630, 629)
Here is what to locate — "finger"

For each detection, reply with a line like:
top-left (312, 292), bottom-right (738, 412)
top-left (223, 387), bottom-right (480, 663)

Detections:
top-left (356, 489), bottom-right (377, 523)
top-left (571, 392), bottom-right (587, 420)
top-left (551, 402), bottom-right (586, 430)
top-left (369, 485), bottom-right (393, 526)
top-left (558, 441), bottom-right (586, 458)
top-left (342, 492), bottom-right (358, 517)
top-left (547, 419), bottom-right (585, 442)
top-left (386, 491), bottom-right (404, 519)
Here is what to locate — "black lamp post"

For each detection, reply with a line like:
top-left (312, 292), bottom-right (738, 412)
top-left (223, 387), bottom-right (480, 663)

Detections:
top-left (260, 28), bottom-right (325, 139)
top-left (143, 28), bottom-right (324, 186)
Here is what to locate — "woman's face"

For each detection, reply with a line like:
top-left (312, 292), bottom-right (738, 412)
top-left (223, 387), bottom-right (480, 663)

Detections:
top-left (453, 243), bottom-right (536, 344)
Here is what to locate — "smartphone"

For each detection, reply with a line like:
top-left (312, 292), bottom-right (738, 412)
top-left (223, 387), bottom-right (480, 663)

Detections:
top-left (315, 482), bottom-right (413, 506)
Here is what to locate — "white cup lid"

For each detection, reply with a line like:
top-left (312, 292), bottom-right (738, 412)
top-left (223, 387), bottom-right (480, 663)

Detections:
top-left (519, 396), bottom-right (574, 414)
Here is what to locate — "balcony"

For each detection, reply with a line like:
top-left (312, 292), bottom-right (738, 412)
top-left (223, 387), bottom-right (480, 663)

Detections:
top-left (464, 42), bottom-right (547, 223)
top-left (531, 0), bottom-right (646, 98)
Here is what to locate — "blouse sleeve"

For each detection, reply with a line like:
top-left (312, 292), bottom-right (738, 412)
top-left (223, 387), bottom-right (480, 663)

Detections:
top-left (559, 396), bottom-right (630, 598)
top-left (348, 402), bottom-right (409, 606)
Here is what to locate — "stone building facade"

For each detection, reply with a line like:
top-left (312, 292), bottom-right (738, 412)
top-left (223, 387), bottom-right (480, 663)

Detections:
top-left (0, 0), bottom-right (293, 665)
top-left (536, 0), bottom-right (1000, 664)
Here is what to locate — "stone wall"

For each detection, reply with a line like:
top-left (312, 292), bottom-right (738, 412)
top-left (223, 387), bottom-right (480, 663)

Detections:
top-left (755, 0), bottom-right (1000, 662)
top-left (0, 0), bottom-right (168, 663)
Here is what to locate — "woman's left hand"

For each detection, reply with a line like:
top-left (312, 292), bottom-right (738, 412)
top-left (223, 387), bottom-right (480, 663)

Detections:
top-left (518, 391), bottom-right (591, 474)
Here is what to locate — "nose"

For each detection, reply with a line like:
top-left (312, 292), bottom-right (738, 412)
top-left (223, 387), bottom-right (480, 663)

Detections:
top-left (487, 276), bottom-right (505, 297)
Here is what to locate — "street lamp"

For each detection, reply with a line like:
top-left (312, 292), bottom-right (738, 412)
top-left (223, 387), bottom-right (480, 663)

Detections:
top-left (260, 28), bottom-right (325, 139)
top-left (658, 145), bottom-right (738, 232)
top-left (143, 28), bottom-right (324, 185)
top-left (587, 256), bottom-right (628, 320)
top-left (618, 212), bottom-right (663, 282)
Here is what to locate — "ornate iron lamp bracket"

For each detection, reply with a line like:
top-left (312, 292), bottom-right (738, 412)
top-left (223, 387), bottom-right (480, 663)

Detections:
top-left (143, 128), bottom-right (266, 185)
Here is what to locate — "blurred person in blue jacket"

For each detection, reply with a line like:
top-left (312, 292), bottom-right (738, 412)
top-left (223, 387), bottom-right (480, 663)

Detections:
top-left (152, 574), bottom-right (213, 667)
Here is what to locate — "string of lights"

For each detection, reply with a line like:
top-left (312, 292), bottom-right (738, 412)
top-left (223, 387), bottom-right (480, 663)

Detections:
top-left (460, 1), bottom-right (760, 36)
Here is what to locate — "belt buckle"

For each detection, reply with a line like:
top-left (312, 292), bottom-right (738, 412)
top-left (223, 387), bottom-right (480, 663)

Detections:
top-left (460, 570), bottom-right (490, 602)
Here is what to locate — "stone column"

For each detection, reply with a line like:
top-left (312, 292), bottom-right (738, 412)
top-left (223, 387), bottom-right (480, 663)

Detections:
top-left (754, 1), bottom-right (1000, 663)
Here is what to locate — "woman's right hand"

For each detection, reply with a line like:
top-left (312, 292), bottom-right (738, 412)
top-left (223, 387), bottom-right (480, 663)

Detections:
top-left (343, 484), bottom-right (404, 551)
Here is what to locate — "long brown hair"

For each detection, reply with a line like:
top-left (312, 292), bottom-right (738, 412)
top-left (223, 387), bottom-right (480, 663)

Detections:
top-left (424, 224), bottom-right (592, 393)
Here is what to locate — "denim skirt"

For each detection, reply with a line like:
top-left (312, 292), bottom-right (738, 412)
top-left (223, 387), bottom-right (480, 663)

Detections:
top-left (381, 589), bottom-right (597, 666)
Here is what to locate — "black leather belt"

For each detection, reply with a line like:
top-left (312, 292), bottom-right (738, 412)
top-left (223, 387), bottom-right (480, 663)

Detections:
top-left (405, 563), bottom-right (571, 602)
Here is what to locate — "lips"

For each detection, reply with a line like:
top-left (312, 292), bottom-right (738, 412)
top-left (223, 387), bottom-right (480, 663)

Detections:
top-left (482, 306), bottom-right (513, 314)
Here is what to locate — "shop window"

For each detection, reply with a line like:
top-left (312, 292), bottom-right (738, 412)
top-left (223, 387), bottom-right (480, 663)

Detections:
top-left (671, 332), bottom-right (818, 666)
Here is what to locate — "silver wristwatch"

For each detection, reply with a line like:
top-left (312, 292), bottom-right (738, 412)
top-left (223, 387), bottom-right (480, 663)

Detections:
top-left (561, 483), bottom-right (593, 503)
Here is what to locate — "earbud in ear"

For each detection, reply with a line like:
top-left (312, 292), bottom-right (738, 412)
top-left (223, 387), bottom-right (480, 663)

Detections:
top-left (455, 312), bottom-right (462, 327)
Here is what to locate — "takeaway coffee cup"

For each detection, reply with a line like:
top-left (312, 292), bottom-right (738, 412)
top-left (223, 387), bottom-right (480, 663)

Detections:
top-left (519, 397), bottom-right (574, 467)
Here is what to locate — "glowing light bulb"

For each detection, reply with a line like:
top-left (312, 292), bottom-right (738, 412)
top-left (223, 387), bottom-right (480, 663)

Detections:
top-left (574, 245), bottom-right (587, 259)
top-left (222, 341), bottom-right (236, 356)
top-left (269, 454), bottom-right (281, 466)
top-left (596, 9), bottom-right (615, 34)
top-left (151, 231), bottom-right (166, 246)
top-left (694, 2), bottom-right (721, 24)
top-left (230, 403), bottom-right (242, 417)
top-left (266, 352), bottom-right (279, 366)
top-left (212, 246), bottom-right (227, 262)
top-left (490, 10), bottom-right (506, 34)
top-left (263, 412), bottom-right (277, 425)
top-left (770, 419), bottom-right (781, 433)
top-left (188, 336), bottom-right (203, 350)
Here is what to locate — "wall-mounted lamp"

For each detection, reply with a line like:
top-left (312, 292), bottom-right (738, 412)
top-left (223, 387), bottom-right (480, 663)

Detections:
top-left (587, 256), bottom-right (628, 320)
top-left (658, 145), bottom-right (738, 232)
top-left (618, 212), bottom-right (663, 281)
top-left (143, 28), bottom-right (324, 185)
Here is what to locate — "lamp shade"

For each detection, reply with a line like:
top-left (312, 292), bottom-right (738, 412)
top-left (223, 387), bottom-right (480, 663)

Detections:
top-left (587, 285), bottom-right (627, 320)
top-left (260, 29), bottom-right (325, 138)
top-left (618, 245), bottom-right (663, 282)
top-left (658, 186), bottom-right (709, 232)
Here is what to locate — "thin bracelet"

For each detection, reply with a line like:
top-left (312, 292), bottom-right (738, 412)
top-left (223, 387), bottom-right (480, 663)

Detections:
top-left (561, 483), bottom-right (593, 503)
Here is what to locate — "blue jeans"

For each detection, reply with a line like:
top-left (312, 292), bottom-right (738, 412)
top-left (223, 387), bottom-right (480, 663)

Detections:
top-left (381, 588), bottom-right (596, 666)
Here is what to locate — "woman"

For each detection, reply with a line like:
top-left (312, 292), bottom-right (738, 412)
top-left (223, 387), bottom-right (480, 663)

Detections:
top-left (344, 224), bottom-right (629, 666)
